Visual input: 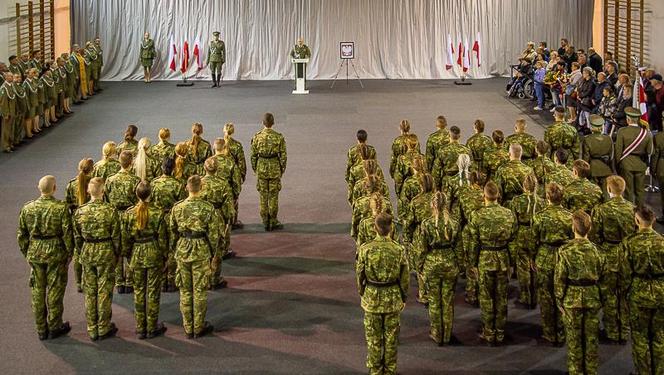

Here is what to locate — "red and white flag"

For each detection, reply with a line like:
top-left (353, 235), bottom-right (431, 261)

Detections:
top-left (445, 34), bottom-right (454, 70)
top-left (462, 38), bottom-right (470, 72)
top-left (457, 39), bottom-right (464, 67)
top-left (168, 36), bottom-right (178, 72)
top-left (633, 76), bottom-right (650, 127)
top-left (180, 40), bottom-right (189, 73)
top-left (193, 37), bottom-right (203, 70)
top-left (472, 32), bottom-right (481, 67)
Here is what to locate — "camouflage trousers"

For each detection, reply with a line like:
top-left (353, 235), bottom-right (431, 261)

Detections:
top-left (620, 169), bottom-right (646, 206)
top-left (629, 303), bottom-right (664, 375)
top-left (176, 260), bottom-right (210, 335)
top-left (405, 243), bottom-right (426, 301)
top-left (600, 271), bottom-right (629, 342)
top-left (563, 307), bottom-right (599, 375)
top-left (132, 266), bottom-right (162, 334)
top-left (510, 226), bottom-right (537, 306)
top-left (29, 261), bottom-right (67, 335)
top-left (82, 263), bottom-right (115, 339)
top-left (74, 258), bottom-right (83, 289)
top-left (537, 269), bottom-right (565, 343)
top-left (478, 269), bottom-right (509, 343)
top-left (424, 270), bottom-right (458, 344)
top-left (115, 256), bottom-right (132, 288)
top-left (165, 252), bottom-right (177, 289)
top-left (364, 311), bottom-right (401, 375)
top-left (462, 227), bottom-right (478, 304)
top-left (209, 61), bottom-right (223, 75)
top-left (257, 178), bottom-right (281, 228)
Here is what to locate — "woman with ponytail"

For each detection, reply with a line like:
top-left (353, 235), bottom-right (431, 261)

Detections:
top-left (213, 138), bottom-right (243, 231)
top-left (398, 155), bottom-right (426, 216)
top-left (92, 141), bottom-right (121, 181)
top-left (65, 157), bottom-right (94, 292)
top-left (118, 124), bottom-right (139, 156)
top-left (350, 159), bottom-right (390, 205)
top-left (505, 173), bottom-right (543, 309)
top-left (456, 171), bottom-right (486, 306)
top-left (186, 123), bottom-right (212, 173)
top-left (356, 193), bottom-right (394, 248)
top-left (134, 137), bottom-right (159, 182)
top-left (347, 144), bottom-right (384, 202)
top-left (223, 122), bottom-right (247, 183)
top-left (121, 181), bottom-right (168, 340)
top-left (389, 119), bottom-right (420, 180)
top-left (417, 190), bottom-right (459, 345)
top-left (150, 128), bottom-right (175, 165)
top-left (442, 154), bottom-right (472, 213)
top-left (173, 142), bottom-right (197, 183)
top-left (394, 133), bottom-right (423, 196)
top-left (351, 175), bottom-right (393, 240)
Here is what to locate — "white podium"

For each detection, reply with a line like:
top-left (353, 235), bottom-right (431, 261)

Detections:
top-left (292, 58), bottom-right (309, 94)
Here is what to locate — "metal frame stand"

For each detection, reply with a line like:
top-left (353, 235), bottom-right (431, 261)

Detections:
top-left (454, 72), bottom-right (472, 86)
top-left (176, 72), bottom-right (194, 87)
top-left (330, 59), bottom-right (364, 89)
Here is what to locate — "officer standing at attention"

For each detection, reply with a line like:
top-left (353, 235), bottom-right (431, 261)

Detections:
top-left (251, 113), bottom-right (287, 231)
top-left (139, 32), bottom-right (156, 83)
top-left (207, 31), bottom-right (225, 88)
top-left (614, 107), bottom-right (653, 206)
top-left (582, 114), bottom-right (614, 198)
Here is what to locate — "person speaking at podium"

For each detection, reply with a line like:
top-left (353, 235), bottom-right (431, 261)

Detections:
top-left (290, 38), bottom-right (311, 60)
top-left (290, 38), bottom-right (311, 93)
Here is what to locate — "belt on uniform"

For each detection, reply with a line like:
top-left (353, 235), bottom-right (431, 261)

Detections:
top-left (542, 240), bottom-right (567, 248)
top-left (115, 205), bottom-right (131, 211)
top-left (180, 231), bottom-right (207, 239)
top-left (481, 244), bottom-right (508, 251)
top-left (212, 202), bottom-right (224, 209)
top-left (366, 279), bottom-right (399, 287)
top-left (605, 239), bottom-right (622, 245)
top-left (567, 278), bottom-right (597, 286)
top-left (518, 222), bottom-right (531, 227)
top-left (259, 155), bottom-right (279, 159)
top-left (32, 234), bottom-right (58, 240)
top-left (430, 246), bottom-right (452, 251)
top-left (134, 236), bottom-right (157, 244)
top-left (634, 273), bottom-right (664, 280)
top-left (84, 237), bottom-right (112, 244)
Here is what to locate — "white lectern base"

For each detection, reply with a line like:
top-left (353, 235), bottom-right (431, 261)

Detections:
top-left (292, 89), bottom-right (309, 95)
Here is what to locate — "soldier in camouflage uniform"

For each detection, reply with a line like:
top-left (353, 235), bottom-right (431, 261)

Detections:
top-left (547, 149), bottom-right (576, 189)
top-left (187, 123), bottom-right (213, 174)
top-left (151, 128), bottom-right (176, 166)
top-left (251, 113), bottom-right (287, 231)
top-left (457, 171), bottom-right (485, 306)
top-left (346, 130), bottom-right (377, 189)
top-left (531, 141), bottom-right (557, 198)
top-left (139, 32), bottom-right (155, 83)
top-left (122, 182), bottom-right (168, 339)
top-left (356, 194), bottom-right (394, 249)
top-left (106, 151), bottom-right (141, 293)
top-left (151, 158), bottom-right (185, 292)
top-left (544, 107), bottom-right (580, 166)
top-left (398, 156), bottom-right (426, 216)
top-left (417, 191), bottom-right (459, 345)
top-left (483, 130), bottom-right (510, 182)
top-left (73, 177), bottom-right (121, 341)
top-left (563, 160), bottom-right (604, 213)
top-left (582, 114), bottom-right (614, 198)
top-left (170, 175), bottom-right (222, 338)
top-left (425, 116), bottom-right (450, 173)
top-left (65, 158), bottom-right (94, 292)
top-left (93, 141), bottom-right (121, 181)
top-left (352, 176), bottom-right (393, 240)
top-left (348, 144), bottom-right (385, 205)
top-left (351, 159), bottom-right (390, 204)
top-left (620, 206), bottom-right (664, 375)
top-left (223, 123), bottom-right (247, 229)
top-left (507, 173), bottom-right (544, 308)
top-left (17, 176), bottom-right (74, 340)
top-left (590, 175), bottom-right (635, 344)
top-left (505, 119), bottom-right (538, 164)
top-left (174, 142), bottom-right (198, 184)
top-left (615, 107), bottom-right (653, 206)
top-left (554, 210), bottom-right (604, 375)
top-left (493, 144), bottom-right (534, 204)
top-left (207, 31), bottom-right (226, 88)
top-left (356, 213), bottom-right (409, 375)
top-left (533, 183), bottom-right (573, 346)
top-left (652, 129), bottom-right (664, 223)
top-left (213, 137), bottom-right (242, 254)
top-left (435, 126), bottom-right (470, 191)
top-left (201, 158), bottom-right (235, 289)
top-left (390, 119), bottom-right (420, 183)
top-left (466, 119), bottom-right (493, 176)
top-left (394, 134), bottom-right (422, 207)
top-left (467, 182), bottom-right (517, 345)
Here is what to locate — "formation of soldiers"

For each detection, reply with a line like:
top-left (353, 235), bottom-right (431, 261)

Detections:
top-left (17, 113), bottom-right (287, 340)
top-left (0, 40), bottom-right (104, 153)
top-left (348, 109), bottom-right (663, 375)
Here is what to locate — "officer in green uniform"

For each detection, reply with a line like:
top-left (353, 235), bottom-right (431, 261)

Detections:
top-left (207, 31), bottom-right (226, 88)
top-left (505, 119), bottom-right (538, 164)
top-left (73, 177), bottom-right (121, 341)
top-left (590, 175), bottom-right (635, 344)
top-left (620, 205), bottom-right (664, 375)
top-left (554, 210), bottom-right (604, 375)
top-left (17, 175), bottom-right (74, 340)
top-left (8, 55), bottom-right (24, 78)
top-left (12, 73), bottom-right (27, 148)
top-left (250, 113), bottom-right (287, 231)
top-left (106, 151), bottom-right (141, 293)
top-left (544, 107), bottom-right (580, 166)
top-left (0, 72), bottom-right (16, 152)
top-left (614, 107), bottom-right (653, 206)
top-left (466, 119), bottom-right (493, 176)
top-left (170, 175), bottom-right (222, 338)
top-left (140, 32), bottom-right (156, 83)
top-left (290, 37), bottom-right (311, 88)
top-left (493, 144), bottom-right (534, 204)
top-left (653, 129), bottom-right (664, 223)
top-left (533, 182), bottom-right (573, 346)
top-left (425, 115), bottom-right (450, 172)
top-left (435, 126), bottom-right (471, 191)
top-left (563, 160), bottom-right (604, 213)
top-left (468, 181), bottom-right (517, 346)
top-left (122, 182), bottom-right (168, 339)
top-left (582, 114), bottom-right (614, 198)
top-left (356, 213), bottom-right (409, 375)
top-left (346, 130), bottom-right (377, 187)
top-left (93, 37), bottom-right (103, 92)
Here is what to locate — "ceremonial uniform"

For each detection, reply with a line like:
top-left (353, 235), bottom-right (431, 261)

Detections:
top-left (207, 32), bottom-right (226, 87)
top-left (555, 238), bottom-right (603, 375)
top-left (250, 127), bottom-right (287, 230)
top-left (563, 177), bottom-right (603, 213)
top-left (73, 200), bottom-right (121, 340)
top-left (614, 113), bottom-right (653, 206)
top-left (17, 196), bottom-right (74, 338)
top-left (200, 174), bottom-right (235, 288)
top-left (12, 80), bottom-right (26, 146)
top-left (140, 38), bottom-right (156, 68)
top-left (356, 236), bottom-right (409, 375)
top-left (466, 133), bottom-right (493, 175)
top-left (583, 116), bottom-right (614, 198)
top-left (425, 129), bottom-right (450, 172)
top-left (544, 121), bottom-right (580, 165)
top-left (0, 80), bottom-right (16, 151)
top-left (170, 196), bottom-right (222, 336)
top-left (493, 160), bottom-right (534, 203)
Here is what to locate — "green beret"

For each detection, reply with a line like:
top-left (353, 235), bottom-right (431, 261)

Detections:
top-left (624, 107), bottom-right (641, 119)
top-left (212, 31), bottom-right (220, 36)
top-left (589, 114), bottom-right (604, 127)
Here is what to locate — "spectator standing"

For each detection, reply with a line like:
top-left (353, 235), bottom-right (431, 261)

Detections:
top-left (587, 47), bottom-right (603, 74)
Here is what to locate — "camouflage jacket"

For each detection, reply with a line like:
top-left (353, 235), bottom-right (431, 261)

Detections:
top-left (544, 122), bottom-right (580, 160)
top-left (531, 155), bottom-right (557, 195)
top-left (351, 176), bottom-right (390, 205)
top-left (483, 146), bottom-right (509, 180)
top-left (394, 150), bottom-right (424, 194)
top-left (150, 141), bottom-right (176, 165)
top-left (17, 196), bottom-right (74, 264)
top-left (357, 214), bottom-right (395, 248)
top-left (169, 196), bottom-right (222, 263)
top-left (546, 164), bottom-right (575, 188)
top-left (466, 133), bottom-right (493, 168)
top-left (390, 135), bottom-right (420, 178)
top-left (226, 137), bottom-right (247, 182)
top-left (73, 200), bottom-right (121, 266)
top-left (416, 216), bottom-right (459, 274)
top-left (436, 142), bottom-right (471, 178)
top-left (251, 128), bottom-right (287, 180)
top-left (563, 178), bottom-right (603, 213)
top-left (174, 159), bottom-right (198, 184)
top-left (105, 170), bottom-right (141, 210)
top-left (590, 196), bottom-right (635, 272)
top-left (533, 204), bottom-right (573, 272)
top-left (345, 143), bottom-right (377, 183)
top-left (92, 159), bottom-right (121, 181)
top-left (505, 132), bottom-right (538, 160)
top-left (118, 139), bottom-right (139, 157)
top-left (187, 139), bottom-right (213, 167)
top-left (493, 160), bottom-right (534, 203)
top-left (399, 174), bottom-right (423, 208)
top-left (201, 174), bottom-right (236, 224)
top-left (555, 238), bottom-right (604, 309)
top-left (347, 162), bottom-right (386, 200)
top-left (457, 184), bottom-right (484, 226)
top-left (121, 204), bottom-right (168, 268)
top-left (620, 228), bottom-right (664, 308)
top-left (402, 191), bottom-right (434, 244)
top-left (467, 202), bottom-right (517, 271)
top-left (214, 154), bottom-right (243, 199)
top-left (351, 194), bottom-right (393, 239)
top-left (425, 129), bottom-right (450, 172)
top-left (65, 176), bottom-right (91, 213)
top-left (151, 175), bottom-right (185, 212)
top-left (356, 236), bottom-right (410, 313)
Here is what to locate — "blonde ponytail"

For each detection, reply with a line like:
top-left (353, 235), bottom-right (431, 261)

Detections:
top-left (134, 137), bottom-right (151, 181)
top-left (190, 123), bottom-right (203, 158)
top-left (135, 182), bottom-right (151, 231)
top-left (432, 191), bottom-right (450, 240)
top-left (76, 158), bottom-right (94, 206)
top-left (174, 142), bottom-right (188, 179)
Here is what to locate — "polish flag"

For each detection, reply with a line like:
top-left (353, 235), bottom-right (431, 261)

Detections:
top-left (633, 76), bottom-right (650, 127)
top-left (463, 38), bottom-right (471, 72)
top-left (472, 32), bottom-right (481, 67)
top-left (445, 34), bottom-right (454, 70)
top-left (180, 40), bottom-right (189, 73)
top-left (193, 37), bottom-right (203, 70)
top-left (457, 39), bottom-right (463, 67)
top-left (168, 36), bottom-right (178, 72)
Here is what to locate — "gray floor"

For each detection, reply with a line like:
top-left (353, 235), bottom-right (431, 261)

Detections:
top-left (0, 78), bottom-right (643, 374)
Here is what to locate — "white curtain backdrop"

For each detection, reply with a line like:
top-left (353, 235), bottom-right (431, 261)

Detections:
top-left (71, 0), bottom-right (594, 81)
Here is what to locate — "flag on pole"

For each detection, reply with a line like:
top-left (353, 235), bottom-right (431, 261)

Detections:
top-left (193, 37), bottom-right (203, 70)
top-left (633, 76), bottom-right (650, 127)
top-left (472, 32), bottom-right (481, 67)
top-left (457, 39), bottom-right (463, 67)
top-left (445, 34), bottom-right (454, 70)
top-left (168, 36), bottom-right (178, 72)
top-left (463, 38), bottom-right (470, 72)
top-left (180, 40), bottom-right (190, 74)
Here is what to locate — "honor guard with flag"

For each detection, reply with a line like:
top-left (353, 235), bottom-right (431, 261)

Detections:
top-left (207, 31), bottom-right (225, 88)
top-left (140, 32), bottom-right (156, 83)
top-left (614, 107), bottom-right (653, 206)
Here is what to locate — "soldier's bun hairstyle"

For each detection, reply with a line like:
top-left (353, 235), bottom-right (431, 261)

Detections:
top-left (484, 181), bottom-right (500, 201)
top-left (606, 175), bottom-right (626, 195)
top-left (224, 122), bottom-right (235, 137)
top-left (523, 173), bottom-right (538, 193)
top-left (546, 182), bottom-right (564, 205)
top-left (474, 119), bottom-right (485, 132)
top-left (405, 134), bottom-right (419, 150)
top-left (204, 157), bottom-right (218, 174)
top-left (449, 126), bottom-right (461, 140)
top-left (374, 213), bottom-right (393, 237)
top-left (420, 173), bottom-right (434, 193)
top-left (187, 175), bottom-right (202, 193)
top-left (369, 193), bottom-right (384, 216)
top-left (174, 142), bottom-right (188, 179)
top-left (411, 155), bottom-right (425, 174)
top-left (364, 175), bottom-right (379, 194)
top-left (88, 177), bottom-right (105, 198)
top-left (469, 171), bottom-right (484, 186)
top-left (399, 119), bottom-right (411, 134)
top-left (76, 158), bottom-right (94, 206)
top-left (124, 124), bottom-right (138, 142)
top-left (358, 144), bottom-right (371, 161)
top-left (158, 128), bottom-right (170, 141)
top-left (102, 141), bottom-right (117, 159)
top-left (135, 181), bottom-right (151, 231)
top-left (162, 158), bottom-right (175, 176)
top-left (492, 130), bottom-right (504, 145)
top-left (635, 205), bottom-right (655, 225)
top-left (535, 140), bottom-right (549, 156)
top-left (436, 115), bottom-right (447, 129)
top-left (357, 129), bottom-right (368, 143)
top-left (572, 160), bottom-right (591, 179)
top-left (572, 210), bottom-right (592, 237)
top-left (135, 138), bottom-right (151, 181)
top-left (555, 148), bottom-right (569, 165)
top-left (363, 159), bottom-right (379, 176)
top-left (432, 191), bottom-right (451, 240)
top-left (119, 150), bottom-right (133, 169)
top-left (263, 113), bottom-right (275, 127)
top-left (214, 137), bottom-right (227, 155)
top-left (190, 123), bottom-right (204, 158)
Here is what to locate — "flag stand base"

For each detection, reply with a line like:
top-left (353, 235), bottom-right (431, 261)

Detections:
top-left (454, 76), bottom-right (472, 86)
top-left (176, 75), bottom-right (194, 87)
